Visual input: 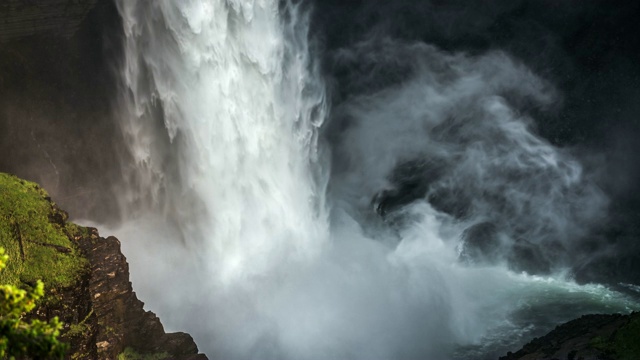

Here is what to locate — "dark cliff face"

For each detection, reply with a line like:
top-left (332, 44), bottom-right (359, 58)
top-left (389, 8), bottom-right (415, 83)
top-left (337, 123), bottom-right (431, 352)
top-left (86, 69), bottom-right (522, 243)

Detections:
top-left (0, 0), bottom-right (124, 223)
top-left (0, 0), bottom-right (98, 42)
top-left (0, 173), bottom-right (207, 359)
top-left (500, 312), bottom-right (640, 360)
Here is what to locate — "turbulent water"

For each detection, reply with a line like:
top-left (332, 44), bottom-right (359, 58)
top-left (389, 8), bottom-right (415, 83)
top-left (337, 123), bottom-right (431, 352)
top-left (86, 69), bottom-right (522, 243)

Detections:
top-left (112, 1), bottom-right (638, 359)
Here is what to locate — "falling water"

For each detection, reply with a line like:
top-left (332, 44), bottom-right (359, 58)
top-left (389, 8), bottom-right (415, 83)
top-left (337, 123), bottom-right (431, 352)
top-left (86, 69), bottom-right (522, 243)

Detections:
top-left (113, 1), bottom-right (638, 359)
top-left (116, 0), bottom-right (328, 274)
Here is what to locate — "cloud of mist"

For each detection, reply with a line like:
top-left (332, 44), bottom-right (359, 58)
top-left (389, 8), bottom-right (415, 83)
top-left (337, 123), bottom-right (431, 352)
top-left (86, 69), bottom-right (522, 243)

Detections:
top-left (325, 38), bottom-right (608, 275)
top-left (108, 2), bottom-right (635, 359)
top-left (0, 1), bottom-right (639, 358)
top-left (313, 0), bottom-right (640, 285)
top-left (110, 2), bottom-right (557, 359)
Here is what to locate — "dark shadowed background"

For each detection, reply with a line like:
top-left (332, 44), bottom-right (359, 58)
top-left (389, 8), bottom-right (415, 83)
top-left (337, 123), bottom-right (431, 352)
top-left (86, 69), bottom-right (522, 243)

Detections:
top-left (311, 0), bottom-right (640, 286)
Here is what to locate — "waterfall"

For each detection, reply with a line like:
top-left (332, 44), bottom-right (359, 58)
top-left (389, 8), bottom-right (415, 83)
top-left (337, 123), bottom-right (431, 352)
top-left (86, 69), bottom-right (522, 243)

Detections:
top-left (116, 0), bottom-right (328, 283)
top-left (113, 1), bottom-right (637, 359)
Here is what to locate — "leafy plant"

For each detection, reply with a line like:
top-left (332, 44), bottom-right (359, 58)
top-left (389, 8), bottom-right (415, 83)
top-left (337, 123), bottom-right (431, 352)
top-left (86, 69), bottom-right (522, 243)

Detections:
top-left (0, 247), bottom-right (67, 359)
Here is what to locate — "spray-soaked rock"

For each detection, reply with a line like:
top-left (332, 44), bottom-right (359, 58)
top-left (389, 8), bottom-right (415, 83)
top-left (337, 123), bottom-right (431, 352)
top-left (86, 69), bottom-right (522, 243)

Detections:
top-left (508, 242), bottom-right (552, 275)
top-left (373, 159), bottom-right (445, 217)
top-left (458, 221), bottom-right (556, 274)
top-left (458, 222), bottom-right (502, 265)
top-left (500, 312), bottom-right (640, 360)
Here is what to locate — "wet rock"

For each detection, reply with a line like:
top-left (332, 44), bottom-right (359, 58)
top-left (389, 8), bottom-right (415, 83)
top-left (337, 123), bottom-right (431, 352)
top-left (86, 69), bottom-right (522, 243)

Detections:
top-left (458, 222), bottom-right (501, 264)
top-left (508, 242), bottom-right (552, 275)
top-left (373, 159), bottom-right (444, 217)
top-left (0, 0), bottom-right (98, 42)
top-left (500, 312), bottom-right (640, 360)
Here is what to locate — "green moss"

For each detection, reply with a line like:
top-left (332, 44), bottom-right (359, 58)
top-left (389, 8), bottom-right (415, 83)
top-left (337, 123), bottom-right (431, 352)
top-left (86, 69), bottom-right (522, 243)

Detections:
top-left (66, 222), bottom-right (90, 238)
top-left (64, 322), bottom-right (90, 339)
top-left (588, 315), bottom-right (640, 360)
top-left (63, 309), bottom-right (94, 340)
top-left (0, 173), bottom-right (88, 289)
top-left (117, 347), bottom-right (170, 360)
top-left (588, 335), bottom-right (608, 351)
top-left (611, 317), bottom-right (640, 360)
top-left (101, 325), bottom-right (116, 336)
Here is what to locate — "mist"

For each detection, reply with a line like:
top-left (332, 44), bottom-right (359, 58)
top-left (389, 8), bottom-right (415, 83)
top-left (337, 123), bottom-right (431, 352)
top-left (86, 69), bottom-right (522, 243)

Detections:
top-left (1, 1), bottom-right (640, 359)
top-left (109, 1), bottom-right (639, 359)
top-left (326, 38), bottom-right (609, 275)
top-left (313, 0), bottom-right (640, 285)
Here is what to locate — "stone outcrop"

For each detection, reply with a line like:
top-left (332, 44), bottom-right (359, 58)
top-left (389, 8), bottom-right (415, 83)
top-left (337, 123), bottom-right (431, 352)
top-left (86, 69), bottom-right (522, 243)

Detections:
top-left (76, 229), bottom-right (207, 360)
top-left (500, 312), bottom-right (640, 360)
top-left (36, 250), bottom-right (98, 359)
top-left (0, 173), bottom-right (207, 359)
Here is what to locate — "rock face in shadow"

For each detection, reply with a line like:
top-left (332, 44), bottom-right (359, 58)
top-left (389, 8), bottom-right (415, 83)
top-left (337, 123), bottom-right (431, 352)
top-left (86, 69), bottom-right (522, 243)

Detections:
top-left (0, 0), bottom-right (97, 42)
top-left (500, 312), bottom-right (640, 360)
top-left (458, 222), bottom-right (502, 265)
top-left (76, 229), bottom-right (207, 360)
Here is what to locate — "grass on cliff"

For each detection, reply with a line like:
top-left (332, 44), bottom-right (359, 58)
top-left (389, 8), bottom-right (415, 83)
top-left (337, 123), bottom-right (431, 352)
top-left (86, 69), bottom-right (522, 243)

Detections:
top-left (117, 347), bottom-right (170, 360)
top-left (0, 172), bottom-right (88, 289)
top-left (590, 314), bottom-right (640, 360)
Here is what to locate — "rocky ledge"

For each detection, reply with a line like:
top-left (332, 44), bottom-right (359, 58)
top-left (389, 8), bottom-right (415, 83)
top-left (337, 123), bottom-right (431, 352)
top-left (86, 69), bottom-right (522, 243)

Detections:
top-left (500, 312), bottom-right (640, 360)
top-left (75, 229), bottom-right (207, 360)
top-left (0, 172), bottom-right (207, 359)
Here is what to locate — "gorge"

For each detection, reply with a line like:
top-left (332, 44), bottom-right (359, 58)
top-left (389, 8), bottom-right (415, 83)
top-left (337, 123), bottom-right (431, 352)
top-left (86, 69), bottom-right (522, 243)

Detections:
top-left (1, 1), bottom-right (640, 359)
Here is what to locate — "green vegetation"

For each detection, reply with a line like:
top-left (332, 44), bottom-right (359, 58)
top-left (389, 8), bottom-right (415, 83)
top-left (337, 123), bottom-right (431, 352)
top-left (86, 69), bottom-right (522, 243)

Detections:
top-left (0, 172), bottom-right (92, 358)
top-left (0, 173), bottom-right (88, 288)
top-left (612, 316), bottom-right (640, 359)
top-left (63, 309), bottom-right (93, 340)
top-left (117, 347), bottom-right (170, 360)
top-left (0, 248), bottom-right (67, 358)
top-left (589, 315), bottom-right (640, 360)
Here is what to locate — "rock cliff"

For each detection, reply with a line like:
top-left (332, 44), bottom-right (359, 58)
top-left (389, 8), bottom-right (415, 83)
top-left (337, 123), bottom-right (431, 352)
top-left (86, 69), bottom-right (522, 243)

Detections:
top-left (0, 172), bottom-right (207, 359)
top-left (501, 312), bottom-right (640, 360)
top-left (0, 0), bottom-right (97, 42)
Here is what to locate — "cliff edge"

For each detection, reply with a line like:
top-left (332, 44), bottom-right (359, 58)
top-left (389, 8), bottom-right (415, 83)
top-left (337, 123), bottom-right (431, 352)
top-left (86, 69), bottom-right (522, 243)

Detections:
top-left (0, 172), bottom-right (207, 359)
top-left (500, 312), bottom-right (640, 360)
